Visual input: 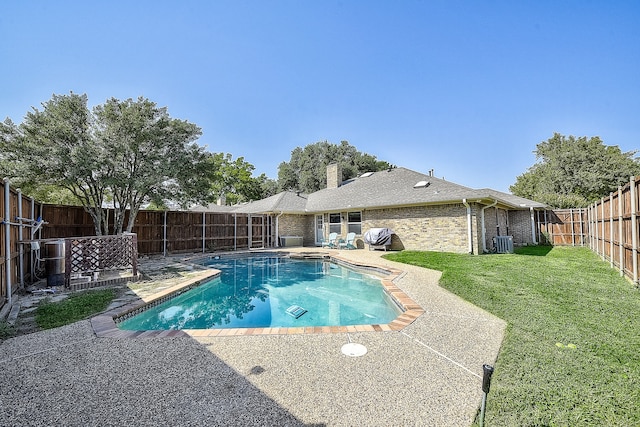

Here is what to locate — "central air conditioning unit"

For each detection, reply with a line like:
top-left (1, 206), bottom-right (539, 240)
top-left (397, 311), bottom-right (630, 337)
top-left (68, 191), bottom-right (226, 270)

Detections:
top-left (494, 236), bottom-right (514, 254)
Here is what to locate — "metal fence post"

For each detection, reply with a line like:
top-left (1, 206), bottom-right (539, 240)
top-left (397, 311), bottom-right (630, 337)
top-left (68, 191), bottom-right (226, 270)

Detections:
top-left (630, 176), bottom-right (638, 284)
top-left (609, 193), bottom-right (614, 267)
top-left (163, 210), bottom-right (167, 257)
top-left (618, 186), bottom-right (624, 276)
top-left (17, 189), bottom-right (24, 289)
top-left (4, 178), bottom-right (12, 306)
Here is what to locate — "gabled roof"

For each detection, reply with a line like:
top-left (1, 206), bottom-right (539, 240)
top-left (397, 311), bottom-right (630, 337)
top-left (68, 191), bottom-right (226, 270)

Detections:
top-left (306, 167), bottom-right (545, 212)
top-left (231, 191), bottom-right (309, 214)
top-left (195, 167), bottom-right (545, 214)
top-left (477, 188), bottom-right (546, 209)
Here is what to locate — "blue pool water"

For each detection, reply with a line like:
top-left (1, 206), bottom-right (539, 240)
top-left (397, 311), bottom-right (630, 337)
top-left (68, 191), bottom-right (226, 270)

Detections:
top-left (118, 255), bottom-right (401, 330)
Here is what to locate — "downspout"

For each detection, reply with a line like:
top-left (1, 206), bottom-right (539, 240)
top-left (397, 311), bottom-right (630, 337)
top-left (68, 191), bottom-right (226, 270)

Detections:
top-left (530, 207), bottom-right (537, 245)
top-left (480, 199), bottom-right (498, 253)
top-left (275, 211), bottom-right (284, 247)
top-left (462, 199), bottom-right (473, 254)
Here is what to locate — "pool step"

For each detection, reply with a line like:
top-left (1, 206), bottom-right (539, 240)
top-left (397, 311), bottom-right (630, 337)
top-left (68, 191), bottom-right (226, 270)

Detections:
top-left (286, 305), bottom-right (307, 319)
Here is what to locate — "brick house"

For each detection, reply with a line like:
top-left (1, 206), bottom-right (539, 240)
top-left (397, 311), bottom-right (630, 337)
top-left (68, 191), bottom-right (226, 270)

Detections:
top-left (207, 164), bottom-right (545, 254)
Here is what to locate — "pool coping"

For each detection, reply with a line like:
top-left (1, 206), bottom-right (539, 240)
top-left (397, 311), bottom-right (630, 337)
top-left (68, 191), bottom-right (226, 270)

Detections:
top-left (90, 252), bottom-right (425, 338)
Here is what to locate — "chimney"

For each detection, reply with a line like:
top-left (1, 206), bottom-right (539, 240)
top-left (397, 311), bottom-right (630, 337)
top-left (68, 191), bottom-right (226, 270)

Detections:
top-left (217, 194), bottom-right (226, 206)
top-left (326, 163), bottom-right (342, 189)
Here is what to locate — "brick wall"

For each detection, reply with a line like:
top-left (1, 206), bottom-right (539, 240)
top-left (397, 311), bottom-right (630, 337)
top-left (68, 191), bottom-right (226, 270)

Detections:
top-left (362, 203), bottom-right (481, 253)
top-left (482, 207), bottom-right (510, 251)
top-left (508, 210), bottom-right (535, 245)
top-left (277, 214), bottom-right (317, 246)
top-left (275, 205), bottom-right (537, 252)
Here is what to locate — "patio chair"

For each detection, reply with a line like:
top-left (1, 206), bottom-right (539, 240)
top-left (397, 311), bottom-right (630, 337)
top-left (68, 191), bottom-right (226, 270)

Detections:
top-left (339, 232), bottom-right (356, 250)
top-left (321, 232), bottom-right (338, 248)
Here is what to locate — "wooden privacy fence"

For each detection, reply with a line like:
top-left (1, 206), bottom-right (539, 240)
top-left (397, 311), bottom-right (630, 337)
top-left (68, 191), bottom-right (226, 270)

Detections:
top-left (0, 180), bottom-right (40, 309)
top-left (0, 184), bottom-right (275, 311)
top-left (537, 209), bottom-right (588, 246)
top-left (40, 206), bottom-right (275, 255)
top-left (539, 176), bottom-right (640, 285)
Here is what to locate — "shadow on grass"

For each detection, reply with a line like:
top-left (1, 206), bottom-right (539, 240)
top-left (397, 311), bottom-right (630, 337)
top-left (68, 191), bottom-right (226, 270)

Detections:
top-left (515, 245), bottom-right (553, 256)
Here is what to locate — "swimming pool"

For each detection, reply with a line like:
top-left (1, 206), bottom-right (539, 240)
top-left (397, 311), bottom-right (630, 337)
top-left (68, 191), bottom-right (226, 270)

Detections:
top-left (117, 255), bottom-right (402, 330)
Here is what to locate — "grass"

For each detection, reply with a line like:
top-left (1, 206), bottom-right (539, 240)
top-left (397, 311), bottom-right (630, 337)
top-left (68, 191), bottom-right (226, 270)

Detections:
top-left (0, 321), bottom-right (16, 340)
top-left (36, 289), bottom-right (117, 330)
top-left (384, 246), bottom-right (640, 426)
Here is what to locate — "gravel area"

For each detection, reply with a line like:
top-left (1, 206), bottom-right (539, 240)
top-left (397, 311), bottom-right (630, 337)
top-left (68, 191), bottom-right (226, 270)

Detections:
top-left (0, 248), bottom-right (506, 426)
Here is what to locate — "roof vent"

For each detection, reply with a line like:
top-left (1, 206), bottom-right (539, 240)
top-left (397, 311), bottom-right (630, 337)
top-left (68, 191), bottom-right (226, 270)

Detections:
top-left (414, 181), bottom-right (430, 188)
top-left (360, 172), bottom-right (374, 178)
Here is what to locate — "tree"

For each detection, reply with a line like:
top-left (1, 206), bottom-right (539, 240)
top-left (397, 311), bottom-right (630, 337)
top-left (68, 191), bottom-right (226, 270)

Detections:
top-left (510, 133), bottom-right (640, 208)
top-left (94, 97), bottom-right (211, 233)
top-left (277, 140), bottom-right (391, 193)
top-left (1, 93), bottom-right (111, 234)
top-left (0, 93), bottom-right (213, 234)
top-left (207, 153), bottom-right (271, 205)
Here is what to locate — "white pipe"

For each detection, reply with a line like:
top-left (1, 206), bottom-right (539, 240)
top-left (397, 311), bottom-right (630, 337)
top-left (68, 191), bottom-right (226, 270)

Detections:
top-left (275, 211), bottom-right (284, 247)
top-left (480, 200), bottom-right (498, 253)
top-left (462, 199), bottom-right (473, 254)
top-left (202, 212), bottom-right (206, 253)
top-left (530, 207), bottom-right (537, 245)
top-left (4, 178), bottom-right (12, 305)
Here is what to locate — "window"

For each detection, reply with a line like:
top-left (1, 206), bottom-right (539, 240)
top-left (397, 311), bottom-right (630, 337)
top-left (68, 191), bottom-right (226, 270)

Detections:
top-left (347, 211), bottom-right (362, 234)
top-left (329, 213), bottom-right (341, 234)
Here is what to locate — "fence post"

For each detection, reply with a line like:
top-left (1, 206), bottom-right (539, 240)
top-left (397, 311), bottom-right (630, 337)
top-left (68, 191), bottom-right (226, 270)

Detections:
top-left (543, 210), bottom-right (549, 244)
top-left (202, 212), bottom-right (206, 253)
top-left (4, 178), bottom-right (12, 306)
top-left (569, 208), bottom-right (575, 246)
top-left (163, 210), bottom-right (167, 257)
top-left (17, 189), bottom-right (24, 289)
top-left (630, 176), bottom-right (638, 284)
top-left (579, 208), bottom-right (584, 246)
top-left (30, 196), bottom-right (36, 282)
top-left (591, 203), bottom-right (596, 251)
top-left (233, 213), bottom-right (237, 251)
top-left (609, 193), bottom-right (614, 267)
top-left (618, 186), bottom-right (624, 276)
top-left (600, 197), bottom-right (606, 261)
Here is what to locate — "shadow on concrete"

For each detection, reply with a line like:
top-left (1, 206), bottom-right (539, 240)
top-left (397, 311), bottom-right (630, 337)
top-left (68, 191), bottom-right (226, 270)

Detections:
top-left (0, 323), bottom-right (326, 426)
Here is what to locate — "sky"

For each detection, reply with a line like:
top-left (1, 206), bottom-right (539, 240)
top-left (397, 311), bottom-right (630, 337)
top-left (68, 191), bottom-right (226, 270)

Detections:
top-left (1, 1), bottom-right (639, 193)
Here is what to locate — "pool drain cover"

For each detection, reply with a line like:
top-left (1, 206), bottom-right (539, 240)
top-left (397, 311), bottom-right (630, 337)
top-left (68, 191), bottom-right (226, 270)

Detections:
top-left (286, 305), bottom-right (307, 319)
top-left (341, 343), bottom-right (367, 357)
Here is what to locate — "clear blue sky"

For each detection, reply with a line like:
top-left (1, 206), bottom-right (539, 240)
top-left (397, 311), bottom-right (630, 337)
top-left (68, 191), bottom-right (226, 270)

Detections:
top-left (2, 1), bottom-right (639, 192)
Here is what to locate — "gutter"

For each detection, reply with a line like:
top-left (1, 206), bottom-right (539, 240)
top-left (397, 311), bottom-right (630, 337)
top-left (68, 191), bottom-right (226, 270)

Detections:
top-left (462, 199), bottom-right (473, 254)
top-left (480, 199), bottom-right (498, 253)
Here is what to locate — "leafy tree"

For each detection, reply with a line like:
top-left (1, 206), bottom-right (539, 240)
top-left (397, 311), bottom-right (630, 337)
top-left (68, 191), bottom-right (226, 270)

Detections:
top-left (94, 97), bottom-right (211, 233)
top-left (1, 93), bottom-right (111, 234)
top-left (277, 140), bottom-right (391, 193)
top-left (511, 133), bottom-right (640, 208)
top-left (0, 93), bottom-right (213, 234)
top-left (258, 174), bottom-right (279, 198)
top-left (207, 153), bottom-right (271, 205)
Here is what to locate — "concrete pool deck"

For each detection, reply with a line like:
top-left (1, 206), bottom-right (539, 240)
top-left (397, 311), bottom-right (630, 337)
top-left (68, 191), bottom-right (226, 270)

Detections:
top-left (0, 248), bottom-right (506, 426)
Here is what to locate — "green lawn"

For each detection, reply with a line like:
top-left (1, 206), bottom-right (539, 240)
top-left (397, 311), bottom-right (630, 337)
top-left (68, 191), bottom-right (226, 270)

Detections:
top-left (36, 289), bottom-right (116, 330)
top-left (384, 246), bottom-right (640, 426)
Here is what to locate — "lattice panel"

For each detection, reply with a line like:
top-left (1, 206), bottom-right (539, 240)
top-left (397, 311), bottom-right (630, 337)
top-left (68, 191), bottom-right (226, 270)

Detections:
top-left (64, 234), bottom-right (138, 284)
